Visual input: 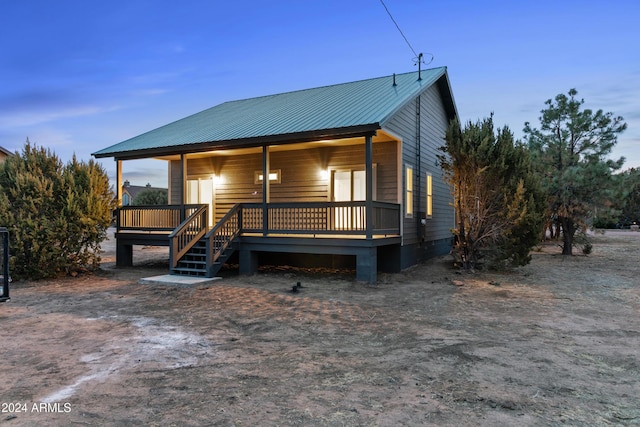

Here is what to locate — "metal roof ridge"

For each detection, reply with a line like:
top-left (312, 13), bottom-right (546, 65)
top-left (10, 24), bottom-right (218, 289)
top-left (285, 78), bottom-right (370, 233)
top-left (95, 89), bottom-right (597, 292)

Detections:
top-left (220, 66), bottom-right (447, 104)
top-left (378, 66), bottom-right (448, 126)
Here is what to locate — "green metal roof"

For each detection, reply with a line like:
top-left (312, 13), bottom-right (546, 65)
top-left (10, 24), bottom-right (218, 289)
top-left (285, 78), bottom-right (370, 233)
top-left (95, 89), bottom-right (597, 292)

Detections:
top-left (93, 66), bottom-right (456, 159)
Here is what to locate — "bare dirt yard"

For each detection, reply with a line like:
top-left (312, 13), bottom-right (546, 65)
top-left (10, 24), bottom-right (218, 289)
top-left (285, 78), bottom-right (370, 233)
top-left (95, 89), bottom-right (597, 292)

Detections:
top-left (1, 230), bottom-right (639, 426)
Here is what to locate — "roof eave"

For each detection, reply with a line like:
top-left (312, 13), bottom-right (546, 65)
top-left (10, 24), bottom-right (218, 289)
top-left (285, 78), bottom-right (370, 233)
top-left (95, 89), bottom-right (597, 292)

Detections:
top-left (378, 68), bottom-right (458, 127)
top-left (436, 71), bottom-right (459, 122)
top-left (93, 123), bottom-right (381, 160)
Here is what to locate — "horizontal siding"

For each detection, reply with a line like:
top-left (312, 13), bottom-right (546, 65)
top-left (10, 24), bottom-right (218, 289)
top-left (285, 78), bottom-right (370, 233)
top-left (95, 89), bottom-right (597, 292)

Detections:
top-left (420, 84), bottom-right (455, 242)
top-left (169, 141), bottom-right (398, 223)
top-left (384, 84), bottom-right (454, 247)
top-left (197, 153), bottom-right (262, 223)
top-left (169, 160), bottom-right (182, 205)
top-left (270, 149), bottom-right (330, 203)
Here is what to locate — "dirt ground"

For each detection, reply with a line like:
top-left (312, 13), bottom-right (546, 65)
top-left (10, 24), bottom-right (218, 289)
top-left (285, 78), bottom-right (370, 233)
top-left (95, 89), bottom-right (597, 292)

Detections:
top-left (1, 230), bottom-right (639, 426)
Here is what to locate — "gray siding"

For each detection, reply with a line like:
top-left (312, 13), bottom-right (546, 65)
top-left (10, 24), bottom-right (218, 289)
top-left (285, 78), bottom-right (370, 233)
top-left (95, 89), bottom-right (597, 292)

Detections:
top-left (384, 83), bottom-right (454, 248)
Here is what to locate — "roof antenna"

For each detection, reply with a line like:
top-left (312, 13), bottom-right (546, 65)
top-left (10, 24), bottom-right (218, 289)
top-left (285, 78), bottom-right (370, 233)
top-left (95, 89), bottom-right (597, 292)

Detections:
top-left (414, 53), bottom-right (434, 81)
top-left (415, 53), bottom-right (424, 81)
top-left (379, 0), bottom-right (434, 76)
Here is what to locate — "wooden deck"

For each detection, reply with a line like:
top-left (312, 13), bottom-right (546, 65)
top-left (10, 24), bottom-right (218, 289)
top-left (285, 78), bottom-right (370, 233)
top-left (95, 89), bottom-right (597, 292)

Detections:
top-left (114, 202), bottom-right (401, 282)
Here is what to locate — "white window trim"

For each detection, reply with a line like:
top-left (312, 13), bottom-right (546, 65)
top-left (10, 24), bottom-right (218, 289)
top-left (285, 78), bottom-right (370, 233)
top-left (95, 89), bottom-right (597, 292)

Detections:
top-left (405, 164), bottom-right (414, 218)
top-left (329, 165), bottom-right (377, 202)
top-left (254, 169), bottom-right (281, 184)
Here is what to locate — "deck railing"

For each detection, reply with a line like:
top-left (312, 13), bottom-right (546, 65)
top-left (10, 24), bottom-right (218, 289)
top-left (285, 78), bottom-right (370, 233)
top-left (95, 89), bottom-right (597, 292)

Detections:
top-left (117, 202), bottom-right (400, 237)
top-left (205, 204), bottom-right (242, 276)
top-left (116, 204), bottom-right (203, 231)
top-left (117, 201), bottom-right (400, 275)
top-left (241, 201), bottom-right (400, 236)
top-left (168, 204), bottom-right (208, 268)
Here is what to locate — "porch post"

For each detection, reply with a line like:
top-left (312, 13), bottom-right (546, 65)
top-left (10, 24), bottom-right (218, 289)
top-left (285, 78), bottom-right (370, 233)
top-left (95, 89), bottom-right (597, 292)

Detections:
top-left (262, 145), bottom-right (270, 236)
top-left (116, 159), bottom-right (123, 206)
top-left (180, 153), bottom-right (187, 222)
top-left (114, 158), bottom-right (131, 267)
top-left (365, 134), bottom-right (373, 239)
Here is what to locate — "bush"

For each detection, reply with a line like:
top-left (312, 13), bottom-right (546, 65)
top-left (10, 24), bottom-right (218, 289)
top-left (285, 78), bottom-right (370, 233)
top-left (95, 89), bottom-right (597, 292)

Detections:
top-left (439, 117), bottom-right (546, 270)
top-left (0, 142), bottom-right (117, 279)
top-left (133, 188), bottom-right (167, 205)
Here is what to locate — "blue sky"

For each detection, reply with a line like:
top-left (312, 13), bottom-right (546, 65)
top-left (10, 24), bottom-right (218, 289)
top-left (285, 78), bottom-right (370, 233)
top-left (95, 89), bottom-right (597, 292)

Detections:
top-left (2, 0), bottom-right (639, 188)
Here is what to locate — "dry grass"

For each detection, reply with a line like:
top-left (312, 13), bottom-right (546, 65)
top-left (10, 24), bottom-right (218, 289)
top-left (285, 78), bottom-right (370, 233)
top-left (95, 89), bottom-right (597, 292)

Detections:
top-left (1, 230), bottom-right (639, 426)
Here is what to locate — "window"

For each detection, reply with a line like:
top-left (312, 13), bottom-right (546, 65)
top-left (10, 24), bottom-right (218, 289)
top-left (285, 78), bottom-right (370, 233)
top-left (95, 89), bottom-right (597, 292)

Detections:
top-left (426, 173), bottom-right (433, 219)
top-left (254, 169), bottom-right (281, 184)
top-left (122, 193), bottom-right (130, 206)
top-left (333, 170), bottom-right (366, 202)
top-left (186, 177), bottom-right (214, 226)
top-left (331, 167), bottom-right (376, 202)
top-left (405, 165), bottom-right (414, 217)
top-left (331, 167), bottom-right (376, 230)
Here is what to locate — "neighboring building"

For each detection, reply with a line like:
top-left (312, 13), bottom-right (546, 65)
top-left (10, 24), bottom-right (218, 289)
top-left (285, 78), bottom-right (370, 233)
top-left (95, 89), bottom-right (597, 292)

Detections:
top-left (0, 146), bottom-right (13, 163)
top-left (121, 180), bottom-right (168, 206)
top-left (93, 67), bottom-right (458, 283)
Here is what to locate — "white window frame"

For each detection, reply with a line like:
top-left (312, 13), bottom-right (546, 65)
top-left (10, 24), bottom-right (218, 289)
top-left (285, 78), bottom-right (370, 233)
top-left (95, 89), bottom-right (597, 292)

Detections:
top-left (405, 164), bottom-right (414, 218)
top-left (186, 175), bottom-right (215, 227)
top-left (330, 165), bottom-right (377, 202)
top-left (254, 169), bottom-right (281, 184)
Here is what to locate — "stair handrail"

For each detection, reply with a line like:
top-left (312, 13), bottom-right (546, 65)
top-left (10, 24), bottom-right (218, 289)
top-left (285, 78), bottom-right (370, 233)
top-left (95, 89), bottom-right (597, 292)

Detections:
top-left (168, 204), bottom-right (208, 269)
top-left (204, 203), bottom-right (242, 276)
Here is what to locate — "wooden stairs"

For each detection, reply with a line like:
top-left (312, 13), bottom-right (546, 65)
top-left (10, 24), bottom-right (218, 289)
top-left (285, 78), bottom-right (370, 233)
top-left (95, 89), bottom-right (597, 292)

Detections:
top-left (171, 237), bottom-right (237, 277)
top-left (169, 204), bottom-right (241, 278)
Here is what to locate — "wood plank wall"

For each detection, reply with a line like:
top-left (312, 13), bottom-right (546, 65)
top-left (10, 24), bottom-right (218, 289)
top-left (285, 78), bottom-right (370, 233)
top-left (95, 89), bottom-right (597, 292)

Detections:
top-left (170, 141), bottom-right (398, 223)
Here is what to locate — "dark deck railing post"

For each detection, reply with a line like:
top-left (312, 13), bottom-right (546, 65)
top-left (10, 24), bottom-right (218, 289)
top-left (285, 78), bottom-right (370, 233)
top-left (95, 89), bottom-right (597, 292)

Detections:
top-left (262, 145), bottom-right (270, 237)
top-left (365, 134), bottom-right (374, 240)
top-left (180, 153), bottom-right (187, 223)
top-left (0, 227), bottom-right (9, 302)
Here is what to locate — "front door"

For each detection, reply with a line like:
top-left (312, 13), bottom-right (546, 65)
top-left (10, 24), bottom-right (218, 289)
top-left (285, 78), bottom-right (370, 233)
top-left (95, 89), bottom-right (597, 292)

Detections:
top-left (332, 169), bottom-right (367, 230)
top-left (186, 177), bottom-right (214, 227)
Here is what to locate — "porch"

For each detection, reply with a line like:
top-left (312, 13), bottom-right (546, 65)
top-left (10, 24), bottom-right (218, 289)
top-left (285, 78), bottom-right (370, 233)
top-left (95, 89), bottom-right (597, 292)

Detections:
top-left (115, 201), bottom-right (401, 282)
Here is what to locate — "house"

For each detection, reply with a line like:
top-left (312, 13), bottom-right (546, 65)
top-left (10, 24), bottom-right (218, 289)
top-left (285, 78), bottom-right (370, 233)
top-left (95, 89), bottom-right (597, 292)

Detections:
top-left (121, 180), bottom-right (168, 206)
top-left (0, 146), bottom-right (13, 163)
top-left (93, 66), bottom-right (458, 283)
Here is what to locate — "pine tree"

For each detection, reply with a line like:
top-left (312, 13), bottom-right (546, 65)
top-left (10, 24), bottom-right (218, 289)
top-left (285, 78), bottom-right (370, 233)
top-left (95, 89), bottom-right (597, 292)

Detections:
top-left (439, 116), bottom-right (545, 270)
top-left (524, 89), bottom-right (626, 254)
top-left (617, 168), bottom-right (640, 227)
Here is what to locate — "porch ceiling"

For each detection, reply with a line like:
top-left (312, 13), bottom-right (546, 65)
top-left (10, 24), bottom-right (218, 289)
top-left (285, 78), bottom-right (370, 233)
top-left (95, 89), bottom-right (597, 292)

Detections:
top-left (151, 130), bottom-right (398, 161)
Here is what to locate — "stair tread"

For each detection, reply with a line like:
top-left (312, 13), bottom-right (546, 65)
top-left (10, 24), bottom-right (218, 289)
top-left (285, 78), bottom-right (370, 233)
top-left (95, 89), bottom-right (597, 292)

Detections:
top-left (172, 267), bottom-right (207, 273)
top-left (174, 235), bottom-right (238, 278)
top-left (177, 263), bottom-right (206, 268)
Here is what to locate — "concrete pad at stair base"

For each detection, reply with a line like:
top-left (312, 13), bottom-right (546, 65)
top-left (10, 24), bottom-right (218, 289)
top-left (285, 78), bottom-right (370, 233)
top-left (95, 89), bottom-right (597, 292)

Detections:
top-left (139, 274), bottom-right (221, 287)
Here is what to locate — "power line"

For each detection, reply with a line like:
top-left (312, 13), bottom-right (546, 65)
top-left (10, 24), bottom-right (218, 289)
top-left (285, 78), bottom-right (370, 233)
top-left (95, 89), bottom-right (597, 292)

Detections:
top-left (379, 0), bottom-right (418, 58)
top-left (378, 0), bottom-right (434, 67)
